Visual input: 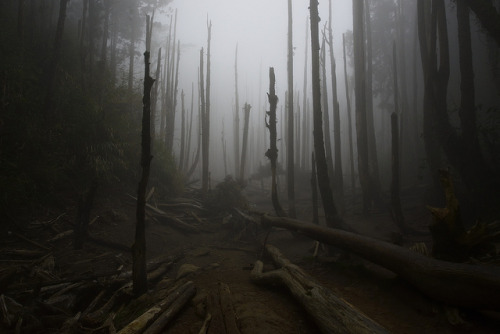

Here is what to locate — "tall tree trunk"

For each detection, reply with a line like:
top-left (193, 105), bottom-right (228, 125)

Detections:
top-left (43, 0), bottom-right (69, 116)
top-left (266, 68), bottom-right (286, 217)
top-left (202, 21), bottom-right (212, 194)
top-left (179, 90), bottom-right (186, 170)
top-left (199, 48), bottom-right (206, 181)
top-left (457, 0), bottom-right (489, 190)
top-left (363, 0), bottom-right (382, 207)
top-left (234, 44), bottom-right (240, 178)
top-left (302, 16), bottom-right (309, 171)
top-left (328, 0), bottom-right (344, 201)
top-left (17, 0), bottom-right (24, 37)
top-left (353, 0), bottom-right (372, 213)
top-left (391, 42), bottom-right (405, 233)
top-left (287, 0), bottom-right (296, 218)
top-left (240, 103), bottom-right (251, 182)
top-left (343, 33), bottom-right (356, 198)
top-left (320, 37), bottom-right (335, 189)
top-left (309, 0), bottom-right (342, 228)
top-left (98, 0), bottom-right (110, 107)
top-left (184, 83), bottom-right (195, 170)
top-left (109, 9), bottom-right (118, 87)
top-left (133, 15), bottom-right (155, 297)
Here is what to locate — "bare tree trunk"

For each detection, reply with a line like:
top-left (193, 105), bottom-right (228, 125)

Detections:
top-left (202, 21), bottom-right (212, 194)
top-left (133, 15), bottom-right (155, 297)
top-left (234, 44), bottom-right (240, 178)
top-left (391, 42), bottom-right (405, 233)
top-left (301, 17), bottom-right (309, 171)
top-left (363, 0), bottom-right (382, 207)
top-left (328, 0), bottom-right (344, 201)
top-left (43, 0), bottom-right (69, 116)
top-left (342, 33), bottom-right (356, 199)
top-left (240, 103), bottom-right (251, 182)
top-left (184, 83), bottom-right (194, 170)
top-left (266, 68), bottom-right (286, 217)
top-left (309, 0), bottom-right (342, 228)
top-left (353, 0), bottom-right (372, 213)
top-left (287, 0), bottom-right (296, 218)
top-left (178, 90), bottom-right (186, 170)
top-left (320, 37), bottom-right (335, 193)
top-left (463, 0), bottom-right (500, 46)
top-left (199, 48), bottom-right (206, 181)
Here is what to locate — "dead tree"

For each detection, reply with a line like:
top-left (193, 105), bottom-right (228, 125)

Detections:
top-left (240, 103), bottom-right (251, 182)
top-left (391, 41), bottom-right (405, 233)
top-left (133, 15), bottom-right (155, 297)
top-left (234, 44), bottom-right (240, 178)
top-left (342, 33), bottom-right (356, 198)
top-left (151, 48), bottom-right (162, 140)
top-left (184, 83), bottom-right (195, 170)
top-left (287, 0), bottom-right (296, 218)
top-left (301, 17), bottom-right (309, 171)
top-left (327, 0), bottom-right (344, 201)
top-left (320, 36), bottom-right (335, 195)
top-left (202, 21), bottom-right (212, 194)
top-left (309, 0), bottom-right (342, 228)
top-left (43, 0), bottom-right (69, 115)
top-left (261, 215), bottom-right (500, 311)
top-left (353, 0), bottom-right (373, 214)
top-left (178, 90), bottom-right (185, 170)
top-left (265, 67), bottom-right (286, 217)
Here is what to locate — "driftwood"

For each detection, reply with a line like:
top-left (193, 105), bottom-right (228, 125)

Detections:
top-left (206, 283), bottom-right (240, 334)
top-left (251, 244), bottom-right (388, 334)
top-left (261, 214), bottom-right (500, 310)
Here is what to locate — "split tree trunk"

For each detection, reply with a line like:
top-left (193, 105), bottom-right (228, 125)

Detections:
top-left (261, 214), bottom-right (500, 311)
top-left (202, 21), bottom-right (212, 194)
top-left (234, 45), bottom-right (240, 179)
top-left (309, 0), bottom-right (342, 229)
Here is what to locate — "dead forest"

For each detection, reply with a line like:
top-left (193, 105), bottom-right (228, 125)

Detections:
top-left (1, 0), bottom-right (500, 333)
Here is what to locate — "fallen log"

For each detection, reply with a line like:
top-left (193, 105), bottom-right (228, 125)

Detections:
top-left (117, 281), bottom-right (194, 334)
top-left (206, 283), bottom-right (240, 334)
top-left (251, 244), bottom-right (388, 334)
top-left (261, 214), bottom-right (500, 310)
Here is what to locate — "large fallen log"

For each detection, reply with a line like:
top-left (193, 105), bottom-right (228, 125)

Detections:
top-left (261, 215), bottom-right (500, 310)
top-left (251, 244), bottom-right (388, 334)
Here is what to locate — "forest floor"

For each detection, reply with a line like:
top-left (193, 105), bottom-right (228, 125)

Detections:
top-left (1, 180), bottom-right (500, 333)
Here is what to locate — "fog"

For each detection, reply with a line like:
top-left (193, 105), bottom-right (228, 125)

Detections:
top-left (158, 0), bottom-right (353, 181)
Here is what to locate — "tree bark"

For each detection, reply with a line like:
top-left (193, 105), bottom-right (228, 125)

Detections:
top-left (311, 153), bottom-right (319, 225)
top-left (464, 0), bottom-right (500, 46)
top-left (179, 90), bottom-right (186, 170)
top-left (260, 215), bottom-right (500, 311)
top-left (133, 15), bottom-right (155, 297)
top-left (302, 17), bottom-right (309, 171)
top-left (151, 48), bottom-right (162, 140)
top-left (309, 0), bottom-right (342, 228)
top-left (265, 67), bottom-right (286, 217)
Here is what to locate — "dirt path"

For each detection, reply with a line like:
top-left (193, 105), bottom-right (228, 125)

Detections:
top-left (1, 184), bottom-right (499, 333)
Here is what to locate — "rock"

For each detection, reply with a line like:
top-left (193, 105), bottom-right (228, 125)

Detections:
top-left (176, 264), bottom-right (200, 280)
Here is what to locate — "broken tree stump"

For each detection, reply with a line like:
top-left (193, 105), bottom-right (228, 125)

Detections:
top-left (251, 244), bottom-right (388, 334)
